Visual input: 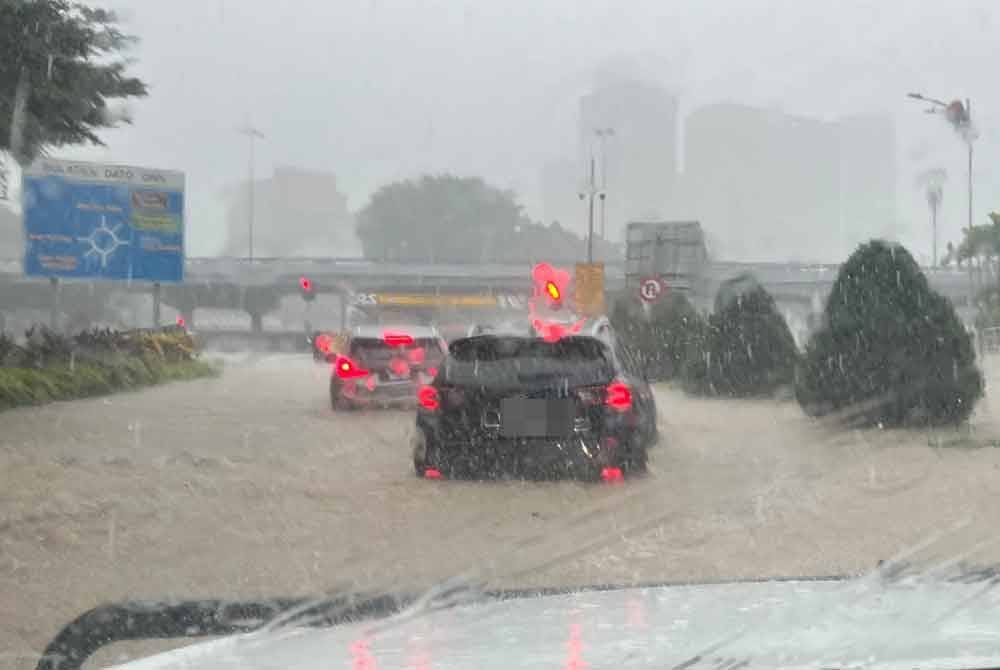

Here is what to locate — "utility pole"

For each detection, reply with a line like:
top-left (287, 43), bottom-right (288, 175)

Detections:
top-left (930, 188), bottom-right (940, 267)
top-left (595, 128), bottom-right (614, 239)
top-left (237, 125), bottom-right (265, 262)
top-left (967, 98), bottom-right (973, 260)
top-left (907, 92), bottom-right (976, 306)
top-left (579, 155), bottom-right (597, 263)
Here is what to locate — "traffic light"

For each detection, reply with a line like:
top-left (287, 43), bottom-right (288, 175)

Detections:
top-left (532, 263), bottom-right (568, 310)
top-left (544, 279), bottom-right (561, 303)
top-left (299, 276), bottom-right (316, 302)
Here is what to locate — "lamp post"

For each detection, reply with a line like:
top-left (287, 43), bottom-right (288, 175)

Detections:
top-left (595, 128), bottom-right (614, 239)
top-left (579, 156), bottom-right (597, 263)
top-left (237, 125), bottom-right (265, 262)
top-left (907, 93), bottom-right (976, 303)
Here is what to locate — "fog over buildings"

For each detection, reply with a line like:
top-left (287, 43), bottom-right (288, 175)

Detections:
top-left (18, 1), bottom-right (997, 264)
top-left (682, 104), bottom-right (896, 262)
top-left (222, 167), bottom-right (356, 258)
top-left (539, 78), bottom-right (897, 264)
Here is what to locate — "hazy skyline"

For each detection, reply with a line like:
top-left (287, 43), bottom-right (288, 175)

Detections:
top-left (42, 0), bottom-right (1000, 262)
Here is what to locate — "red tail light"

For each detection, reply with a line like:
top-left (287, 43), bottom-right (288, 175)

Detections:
top-left (334, 356), bottom-right (369, 379)
top-left (427, 367), bottom-right (438, 378)
top-left (418, 385), bottom-right (440, 411)
top-left (601, 467), bottom-right (624, 483)
top-left (176, 316), bottom-right (186, 328)
top-left (315, 333), bottom-right (332, 354)
top-left (383, 331), bottom-right (414, 347)
top-left (424, 468), bottom-right (443, 479)
top-left (605, 381), bottom-right (632, 412)
top-left (299, 277), bottom-right (312, 291)
top-left (408, 347), bottom-right (426, 364)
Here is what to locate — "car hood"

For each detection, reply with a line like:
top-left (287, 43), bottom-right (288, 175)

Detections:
top-left (110, 574), bottom-right (1000, 670)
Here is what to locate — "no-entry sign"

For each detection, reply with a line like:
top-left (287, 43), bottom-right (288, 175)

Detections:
top-left (639, 277), bottom-right (663, 302)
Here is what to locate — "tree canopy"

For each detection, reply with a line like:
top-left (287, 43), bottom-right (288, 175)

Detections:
top-left (356, 174), bottom-right (619, 264)
top-left (684, 278), bottom-right (798, 397)
top-left (797, 240), bottom-right (982, 426)
top-left (0, 0), bottom-right (147, 165)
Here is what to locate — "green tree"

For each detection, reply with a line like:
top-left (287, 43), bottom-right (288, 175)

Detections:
top-left (0, 1), bottom-right (147, 165)
top-left (684, 276), bottom-right (798, 397)
top-left (646, 292), bottom-right (706, 381)
top-left (356, 175), bottom-right (526, 263)
top-left (796, 240), bottom-right (982, 426)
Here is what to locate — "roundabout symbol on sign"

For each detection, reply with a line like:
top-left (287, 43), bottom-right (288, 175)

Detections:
top-left (639, 277), bottom-right (663, 303)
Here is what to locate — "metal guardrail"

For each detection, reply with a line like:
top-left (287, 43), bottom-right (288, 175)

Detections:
top-left (980, 326), bottom-right (1000, 354)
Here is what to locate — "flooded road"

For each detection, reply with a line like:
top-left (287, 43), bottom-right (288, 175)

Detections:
top-left (3, 353), bottom-right (1000, 668)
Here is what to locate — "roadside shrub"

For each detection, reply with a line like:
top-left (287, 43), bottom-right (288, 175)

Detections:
top-left (0, 332), bottom-right (26, 367)
top-left (0, 325), bottom-right (215, 411)
top-left (646, 292), bottom-right (708, 381)
top-left (796, 240), bottom-right (982, 426)
top-left (684, 275), bottom-right (798, 397)
top-left (23, 326), bottom-right (74, 367)
top-left (610, 292), bottom-right (707, 382)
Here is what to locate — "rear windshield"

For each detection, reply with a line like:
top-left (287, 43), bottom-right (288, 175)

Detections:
top-left (350, 338), bottom-right (444, 367)
top-left (444, 336), bottom-right (615, 387)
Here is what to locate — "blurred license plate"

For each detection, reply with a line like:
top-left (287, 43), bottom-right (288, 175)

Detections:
top-left (500, 398), bottom-right (573, 437)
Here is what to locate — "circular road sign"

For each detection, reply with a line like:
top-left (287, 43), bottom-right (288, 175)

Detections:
top-left (639, 277), bottom-right (663, 303)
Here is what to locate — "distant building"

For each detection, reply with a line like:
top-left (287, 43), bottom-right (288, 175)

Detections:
top-left (683, 103), bottom-right (896, 263)
top-left (223, 166), bottom-right (356, 257)
top-left (578, 79), bottom-right (679, 241)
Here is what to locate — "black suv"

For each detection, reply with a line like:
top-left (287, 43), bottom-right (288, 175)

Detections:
top-left (412, 331), bottom-right (658, 481)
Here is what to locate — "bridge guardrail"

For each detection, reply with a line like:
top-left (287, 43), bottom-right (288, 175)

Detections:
top-left (980, 326), bottom-right (1000, 355)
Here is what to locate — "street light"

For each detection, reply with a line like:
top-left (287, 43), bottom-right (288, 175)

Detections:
top-left (237, 125), bottom-right (266, 262)
top-left (578, 129), bottom-right (613, 264)
top-left (595, 128), bottom-right (614, 239)
top-left (578, 155), bottom-right (597, 264)
top-left (907, 92), bottom-right (976, 302)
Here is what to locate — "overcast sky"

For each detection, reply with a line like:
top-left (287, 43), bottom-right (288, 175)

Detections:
top-left (55, 0), bottom-right (1000, 260)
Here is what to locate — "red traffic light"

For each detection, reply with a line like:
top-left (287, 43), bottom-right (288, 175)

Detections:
top-left (532, 263), bottom-right (569, 303)
top-left (544, 280), bottom-right (561, 302)
top-left (299, 276), bottom-right (313, 292)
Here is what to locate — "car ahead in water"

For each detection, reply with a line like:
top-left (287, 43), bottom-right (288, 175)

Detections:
top-left (329, 325), bottom-right (447, 410)
top-left (411, 330), bottom-right (658, 481)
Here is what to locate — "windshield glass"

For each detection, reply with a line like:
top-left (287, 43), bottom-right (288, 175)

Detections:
top-left (3, 2), bottom-right (1000, 669)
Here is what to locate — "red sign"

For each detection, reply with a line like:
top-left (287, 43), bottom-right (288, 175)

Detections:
top-left (639, 277), bottom-right (663, 303)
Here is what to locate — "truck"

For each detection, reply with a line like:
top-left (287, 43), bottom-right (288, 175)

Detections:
top-left (624, 221), bottom-right (710, 299)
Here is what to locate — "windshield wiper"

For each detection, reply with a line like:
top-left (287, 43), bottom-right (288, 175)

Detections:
top-left (35, 593), bottom-right (409, 670)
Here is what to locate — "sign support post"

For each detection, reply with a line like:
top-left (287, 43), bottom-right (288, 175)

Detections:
top-left (152, 282), bottom-right (161, 327)
top-left (49, 277), bottom-right (60, 330)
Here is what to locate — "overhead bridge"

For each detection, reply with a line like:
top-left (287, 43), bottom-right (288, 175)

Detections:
top-left (0, 257), bottom-right (975, 335)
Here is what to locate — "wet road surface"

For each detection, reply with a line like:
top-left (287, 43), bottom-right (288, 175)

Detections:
top-left (3, 353), bottom-right (1000, 668)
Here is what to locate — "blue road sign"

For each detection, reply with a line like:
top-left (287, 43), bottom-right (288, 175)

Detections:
top-left (22, 159), bottom-right (185, 282)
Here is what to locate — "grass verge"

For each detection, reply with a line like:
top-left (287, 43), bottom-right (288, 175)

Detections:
top-left (0, 356), bottom-right (219, 412)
